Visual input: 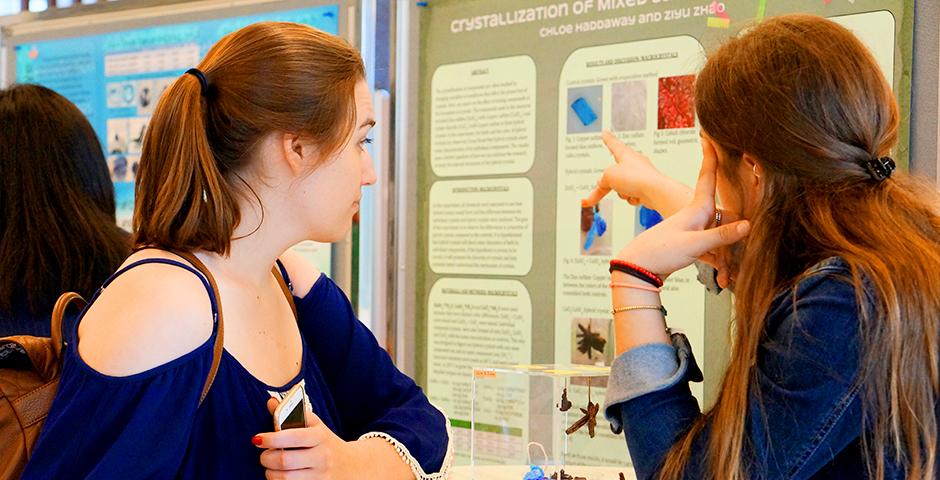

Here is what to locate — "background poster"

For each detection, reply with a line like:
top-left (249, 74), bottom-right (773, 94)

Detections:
top-left (415, 0), bottom-right (912, 467)
top-left (12, 5), bottom-right (339, 274)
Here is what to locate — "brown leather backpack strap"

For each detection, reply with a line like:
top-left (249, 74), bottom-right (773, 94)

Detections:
top-left (168, 250), bottom-right (224, 407)
top-left (50, 292), bottom-right (86, 361)
top-left (271, 264), bottom-right (298, 321)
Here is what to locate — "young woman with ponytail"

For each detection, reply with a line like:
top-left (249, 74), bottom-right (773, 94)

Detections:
top-left (584, 15), bottom-right (939, 480)
top-left (24, 22), bottom-right (451, 479)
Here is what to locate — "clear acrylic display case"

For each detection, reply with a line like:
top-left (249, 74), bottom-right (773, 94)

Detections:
top-left (468, 364), bottom-right (633, 480)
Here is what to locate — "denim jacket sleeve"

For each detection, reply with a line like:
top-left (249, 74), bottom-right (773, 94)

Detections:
top-left (604, 258), bottom-right (864, 479)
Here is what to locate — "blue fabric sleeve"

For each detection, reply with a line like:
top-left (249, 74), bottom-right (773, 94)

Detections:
top-left (606, 269), bottom-right (864, 479)
top-left (22, 342), bottom-right (212, 479)
top-left (295, 275), bottom-right (451, 477)
top-left (603, 332), bottom-right (703, 435)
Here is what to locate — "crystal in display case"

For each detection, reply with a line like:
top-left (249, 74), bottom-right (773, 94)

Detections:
top-left (469, 364), bottom-right (634, 480)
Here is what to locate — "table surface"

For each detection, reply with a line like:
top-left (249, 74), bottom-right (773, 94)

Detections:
top-left (449, 465), bottom-right (636, 480)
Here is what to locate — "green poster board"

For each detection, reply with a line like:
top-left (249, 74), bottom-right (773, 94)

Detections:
top-left (413, 0), bottom-right (913, 467)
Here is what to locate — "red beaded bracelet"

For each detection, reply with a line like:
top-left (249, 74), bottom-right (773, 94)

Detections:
top-left (608, 259), bottom-right (664, 288)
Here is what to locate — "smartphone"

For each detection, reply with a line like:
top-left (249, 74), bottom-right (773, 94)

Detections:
top-left (273, 382), bottom-right (308, 431)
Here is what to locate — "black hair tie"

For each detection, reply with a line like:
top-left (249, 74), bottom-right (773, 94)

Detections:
top-left (185, 68), bottom-right (209, 97)
top-left (863, 156), bottom-right (896, 182)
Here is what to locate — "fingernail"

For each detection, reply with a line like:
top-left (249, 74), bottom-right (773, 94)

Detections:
top-left (252, 435), bottom-right (263, 446)
top-left (737, 222), bottom-right (750, 234)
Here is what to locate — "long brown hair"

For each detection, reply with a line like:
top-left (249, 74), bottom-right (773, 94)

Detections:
top-left (661, 15), bottom-right (940, 479)
top-left (0, 84), bottom-right (129, 315)
top-left (134, 22), bottom-right (364, 254)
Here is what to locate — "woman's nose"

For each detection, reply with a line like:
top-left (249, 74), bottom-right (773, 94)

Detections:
top-left (361, 155), bottom-right (377, 186)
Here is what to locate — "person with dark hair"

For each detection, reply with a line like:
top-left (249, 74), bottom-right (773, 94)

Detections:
top-left (24, 22), bottom-right (452, 479)
top-left (0, 84), bottom-right (129, 337)
top-left (585, 15), bottom-right (939, 480)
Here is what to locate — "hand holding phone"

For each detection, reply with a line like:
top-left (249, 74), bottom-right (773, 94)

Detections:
top-left (273, 382), bottom-right (309, 431)
top-left (254, 393), bottom-right (383, 478)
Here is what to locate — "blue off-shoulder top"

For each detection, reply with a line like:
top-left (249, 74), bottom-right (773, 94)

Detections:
top-left (23, 258), bottom-right (452, 479)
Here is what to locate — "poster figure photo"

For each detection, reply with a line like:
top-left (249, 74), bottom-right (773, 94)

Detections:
top-left (579, 197), bottom-right (613, 256)
top-left (567, 85), bottom-right (603, 134)
top-left (612, 79), bottom-right (647, 131)
top-left (571, 317), bottom-right (613, 387)
top-left (657, 75), bottom-right (696, 129)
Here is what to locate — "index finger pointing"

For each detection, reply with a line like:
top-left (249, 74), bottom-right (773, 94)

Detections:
top-left (601, 129), bottom-right (635, 164)
top-left (583, 178), bottom-right (611, 209)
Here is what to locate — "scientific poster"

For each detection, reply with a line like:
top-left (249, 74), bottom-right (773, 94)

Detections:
top-left (416, 0), bottom-right (912, 468)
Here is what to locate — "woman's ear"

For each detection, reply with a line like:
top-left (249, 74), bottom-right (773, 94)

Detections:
top-left (276, 133), bottom-right (320, 176)
top-left (279, 133), bottom-right (305, 176)
top-left (743, 154), bottom-right (762, 186)
top-left (741, 153), bottom-right (765, 213)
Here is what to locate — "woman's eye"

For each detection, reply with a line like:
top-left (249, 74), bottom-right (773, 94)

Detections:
top-left (360, 138), bottom-right (373, 146)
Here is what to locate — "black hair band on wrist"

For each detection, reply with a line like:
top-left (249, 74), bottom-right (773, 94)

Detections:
top-left (609, 263), bottom-right (662, 287)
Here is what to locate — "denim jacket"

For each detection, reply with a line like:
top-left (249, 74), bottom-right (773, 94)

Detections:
top-left (604, 257), bottom-right (909, 479)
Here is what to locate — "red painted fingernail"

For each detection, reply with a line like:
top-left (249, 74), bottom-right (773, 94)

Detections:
top-left (252, 435), bottom-right (263, 446)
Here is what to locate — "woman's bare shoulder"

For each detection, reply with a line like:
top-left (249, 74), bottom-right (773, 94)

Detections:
top-left (76, 249), bottom-right (215, 377)
top-left (278, 247), bottom-right (323, 297)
